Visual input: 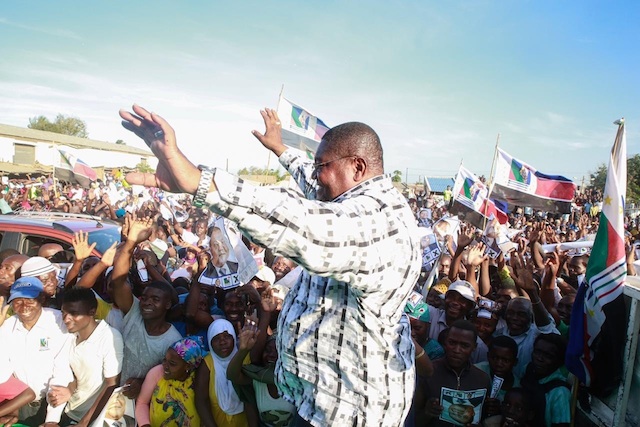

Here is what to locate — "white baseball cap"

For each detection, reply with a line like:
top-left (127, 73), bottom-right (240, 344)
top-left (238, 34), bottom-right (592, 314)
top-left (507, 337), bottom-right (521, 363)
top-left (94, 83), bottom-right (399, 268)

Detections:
top-left (447, 280), bottom-right (477, 303)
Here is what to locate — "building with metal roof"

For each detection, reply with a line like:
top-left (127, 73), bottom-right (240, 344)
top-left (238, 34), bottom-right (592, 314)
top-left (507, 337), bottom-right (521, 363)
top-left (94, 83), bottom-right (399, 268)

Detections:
top-left (0, 123), bottom-right (154, 178)
top-left (424, 177), bottom-right (455, 194)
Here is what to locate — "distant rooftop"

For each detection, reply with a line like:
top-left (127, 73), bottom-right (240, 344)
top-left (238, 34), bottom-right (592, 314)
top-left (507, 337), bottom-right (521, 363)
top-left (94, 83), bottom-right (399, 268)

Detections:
top-left (0, 123), bottom-right (152, 157)
top-left (425, 177), bottom-right (455, 193)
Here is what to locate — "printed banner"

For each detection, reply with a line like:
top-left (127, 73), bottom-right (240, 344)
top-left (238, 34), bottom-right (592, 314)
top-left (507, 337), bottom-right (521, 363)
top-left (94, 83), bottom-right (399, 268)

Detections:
top-left (418, 227), bottom-right (441, 271)
top-left (198, 217), bottom-right (258, 288)
top-left (90, 386), bottom-right (135, 427)
top-left (480, 217), bottom-right (518, 259)
top-left (439, 387), bottom-right (487, 426)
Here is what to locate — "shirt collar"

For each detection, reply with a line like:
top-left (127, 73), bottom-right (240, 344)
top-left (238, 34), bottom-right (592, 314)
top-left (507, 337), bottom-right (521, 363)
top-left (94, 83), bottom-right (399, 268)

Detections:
top-left (333, 174), bottom-right (390, 202)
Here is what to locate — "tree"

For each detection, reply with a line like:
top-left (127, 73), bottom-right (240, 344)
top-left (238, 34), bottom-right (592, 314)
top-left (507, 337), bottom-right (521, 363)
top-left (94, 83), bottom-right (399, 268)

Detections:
top-left (28, 114), bottom-right (88, 138)
top-left (115, 139), bottom-right (126, 145)
top-left (135, 161), bottom-right (155, 174)
top-left (589, 164), bottom-right (607, 191)
top-left (588, 153), bottom-right (640, 203)
top-left (392, 170), bottom-right (402, 183)
top-left (237, 166), bottom-right (287, 182)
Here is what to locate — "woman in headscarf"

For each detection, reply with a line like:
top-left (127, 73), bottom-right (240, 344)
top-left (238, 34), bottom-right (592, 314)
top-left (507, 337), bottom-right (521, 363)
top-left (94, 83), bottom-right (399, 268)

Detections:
top-left (135, 337), bottom-right (204, 427)
top-left (195, 319), bottom-right (248, 427)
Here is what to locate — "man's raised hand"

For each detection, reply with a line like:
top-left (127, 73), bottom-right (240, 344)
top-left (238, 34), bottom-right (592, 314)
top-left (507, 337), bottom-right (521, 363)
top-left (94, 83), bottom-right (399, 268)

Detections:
top-left (252, 108), bottom-right (287, 157)
top-left (120, 104), bottom-right (199, 194)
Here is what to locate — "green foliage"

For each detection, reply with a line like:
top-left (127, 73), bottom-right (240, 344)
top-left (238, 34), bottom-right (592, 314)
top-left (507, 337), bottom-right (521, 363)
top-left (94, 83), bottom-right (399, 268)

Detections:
top-left (589, 164), bottom-right (607, 190)
top-left (392, 170), bottom-right (402, 183)
top-left (115, 139), bottom-right (126, 145)
top-left (135, 161), bottom-right (155, 174)
top-left (28, 114), bottom-right (88, 138)
top-left (588, 154), bottom-right (640, 202)
top-left (237, 166), bottom-right (287, 182)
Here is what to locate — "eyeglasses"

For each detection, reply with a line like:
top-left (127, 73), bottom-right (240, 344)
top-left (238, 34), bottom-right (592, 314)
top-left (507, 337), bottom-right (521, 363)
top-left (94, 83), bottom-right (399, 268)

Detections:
top-left (311, 156), bottom-right (356, 178)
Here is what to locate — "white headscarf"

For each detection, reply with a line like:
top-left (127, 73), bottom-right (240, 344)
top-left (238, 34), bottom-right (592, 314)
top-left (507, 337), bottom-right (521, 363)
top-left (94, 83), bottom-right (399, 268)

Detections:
top-left (207, 319), bottom-right (244, 415)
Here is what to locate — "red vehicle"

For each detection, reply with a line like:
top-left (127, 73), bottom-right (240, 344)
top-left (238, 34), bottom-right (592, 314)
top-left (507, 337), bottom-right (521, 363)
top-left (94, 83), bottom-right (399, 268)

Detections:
top-left (0, 211), bottom-right (121, 257)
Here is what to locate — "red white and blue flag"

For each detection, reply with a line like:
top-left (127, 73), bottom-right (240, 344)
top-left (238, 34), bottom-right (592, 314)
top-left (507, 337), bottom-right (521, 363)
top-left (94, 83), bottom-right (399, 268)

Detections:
top-left (277, 96), bottom-right (329, 158)
top-left (450, 165), bottom-right (508, 229)
top-left (566, 119), bottom-right (628, 397)
top-left (492, 148), bottom-right (576, 213)
top-left (55, 149), bottom-right (97, 188)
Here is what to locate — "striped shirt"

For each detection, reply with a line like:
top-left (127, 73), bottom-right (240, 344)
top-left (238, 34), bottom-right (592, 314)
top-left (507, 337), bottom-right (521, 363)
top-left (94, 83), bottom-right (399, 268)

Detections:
top-left (204, 149), bottom-right (422, 427)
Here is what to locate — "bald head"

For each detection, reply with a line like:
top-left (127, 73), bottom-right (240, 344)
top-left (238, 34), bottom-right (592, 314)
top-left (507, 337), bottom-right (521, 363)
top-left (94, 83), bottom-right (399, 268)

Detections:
top-left (39, 243), bottom-right (64, 259)
top-left (322, 122), bottom-right (384, 175)
top-left (505, 297), bottom-right (533, 335)
top-left (507, 297), bottom-right (532, 312)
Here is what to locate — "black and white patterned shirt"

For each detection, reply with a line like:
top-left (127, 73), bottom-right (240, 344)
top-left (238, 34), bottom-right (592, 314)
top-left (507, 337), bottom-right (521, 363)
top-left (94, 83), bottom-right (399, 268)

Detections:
top-left (204, 149), bottom-right (422, 427)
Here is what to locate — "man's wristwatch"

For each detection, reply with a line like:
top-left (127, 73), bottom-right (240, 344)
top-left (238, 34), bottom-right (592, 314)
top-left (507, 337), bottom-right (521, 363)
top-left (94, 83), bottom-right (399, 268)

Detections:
top-left (193, 165), bottom-right (215, 208)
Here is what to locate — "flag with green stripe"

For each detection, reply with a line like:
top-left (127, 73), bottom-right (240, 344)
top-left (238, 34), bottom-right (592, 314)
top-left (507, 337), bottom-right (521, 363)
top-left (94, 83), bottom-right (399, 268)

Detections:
top-left (566, 119), bottom-right (627, 396)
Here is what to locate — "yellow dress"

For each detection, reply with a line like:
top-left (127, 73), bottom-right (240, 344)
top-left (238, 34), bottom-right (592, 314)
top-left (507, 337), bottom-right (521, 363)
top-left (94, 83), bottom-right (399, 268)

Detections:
top-left (203, 354), bottom-right (248, 427)
top-left (150, 372), bottom-right (200, 427)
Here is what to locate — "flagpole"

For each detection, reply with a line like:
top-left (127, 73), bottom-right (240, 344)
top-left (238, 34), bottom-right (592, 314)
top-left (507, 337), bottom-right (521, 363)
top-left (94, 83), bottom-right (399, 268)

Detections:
top-left (277, 84), bottom-right (284, 110)
top-left (264, 86), bottom-right (286, 185)
top-left (482, 133), bottom-right (500, 230)
top-left (50, 146), bottom-right (59, 198)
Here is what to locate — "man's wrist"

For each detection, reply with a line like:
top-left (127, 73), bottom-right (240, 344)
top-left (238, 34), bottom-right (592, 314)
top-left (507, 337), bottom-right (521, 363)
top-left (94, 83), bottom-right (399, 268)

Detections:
top-left (272, 145), bottom-right (287, 157)
top-left (193, 166), bottom-right (216, 208)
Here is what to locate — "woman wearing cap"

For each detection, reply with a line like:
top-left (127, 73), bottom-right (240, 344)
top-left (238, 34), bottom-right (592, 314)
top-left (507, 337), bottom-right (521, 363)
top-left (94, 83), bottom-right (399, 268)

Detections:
top-left (195, 319), bottom-right (248, 427)
top-left (135, 337), bottom-right (204, 427)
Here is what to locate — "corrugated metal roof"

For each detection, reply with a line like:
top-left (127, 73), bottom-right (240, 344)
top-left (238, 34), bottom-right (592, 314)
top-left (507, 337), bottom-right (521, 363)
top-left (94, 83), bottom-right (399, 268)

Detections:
top-left (0, 123), bottom-right (152, 156)
top-left (425, 177), bottom-right (455, 193)
top-left (0, 161), bottom-right (50, 174)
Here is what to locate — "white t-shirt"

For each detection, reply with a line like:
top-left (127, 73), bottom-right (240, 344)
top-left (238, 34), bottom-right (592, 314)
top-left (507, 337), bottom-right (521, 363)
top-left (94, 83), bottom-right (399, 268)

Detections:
top-left (0, 308), bottom-right (73, 423)
top-left (119, 298), bottom-right (182, 384)
top-left (71, 188), bottom-right (84, 201)
top-left (65, 321), bottom-right (124, 421)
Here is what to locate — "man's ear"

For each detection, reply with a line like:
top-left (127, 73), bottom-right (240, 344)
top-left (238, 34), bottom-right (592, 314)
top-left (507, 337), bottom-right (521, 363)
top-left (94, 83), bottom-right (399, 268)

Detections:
top-left (36, 293), bottom-right (47, 306)
top-left (352, 157), bottom-right (367, 181)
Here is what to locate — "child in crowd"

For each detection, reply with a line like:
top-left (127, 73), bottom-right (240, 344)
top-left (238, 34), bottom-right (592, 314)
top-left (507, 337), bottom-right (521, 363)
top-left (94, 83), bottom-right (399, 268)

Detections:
top-left (475, 336), bottom-right (520, 425)
top-left (521, 333), bottom-right (571, 427)
top-left (500, 388), bottom-right (534, 427)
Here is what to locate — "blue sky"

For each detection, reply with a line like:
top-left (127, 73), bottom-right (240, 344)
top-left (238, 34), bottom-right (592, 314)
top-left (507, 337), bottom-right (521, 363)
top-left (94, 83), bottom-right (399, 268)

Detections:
top-left (1, 1), bottom-right (639, 185)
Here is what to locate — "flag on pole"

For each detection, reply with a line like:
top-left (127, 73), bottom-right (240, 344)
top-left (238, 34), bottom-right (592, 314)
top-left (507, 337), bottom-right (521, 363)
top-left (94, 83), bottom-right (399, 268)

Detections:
top-left (566, 119), bottom-right (628, 397)
top-left (277, 97), bottom-right (329, 158)
top-left (491, 148), bottom-right (576, 213)
top-left (449, 165), bottom-right (508, 229)
top-left (55, 149), bottom-right (97, 188)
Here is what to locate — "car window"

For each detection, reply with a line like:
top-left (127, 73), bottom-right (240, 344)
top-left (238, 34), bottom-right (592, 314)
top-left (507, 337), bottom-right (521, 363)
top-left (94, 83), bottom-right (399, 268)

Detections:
top-left (23, 235), bottom-right (73, 258)
top-left (87, 227), bottom-right (121, 255)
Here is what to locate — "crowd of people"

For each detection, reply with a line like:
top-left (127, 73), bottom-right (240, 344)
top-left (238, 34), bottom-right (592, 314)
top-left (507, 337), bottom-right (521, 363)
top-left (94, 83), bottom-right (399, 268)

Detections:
top-left (0, 104), bottom-right (636, 427)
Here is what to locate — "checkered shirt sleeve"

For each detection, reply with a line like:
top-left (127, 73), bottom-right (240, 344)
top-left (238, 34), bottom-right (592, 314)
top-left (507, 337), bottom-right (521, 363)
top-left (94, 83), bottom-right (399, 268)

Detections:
top-left (203, 152), bottom-right (422, 427)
